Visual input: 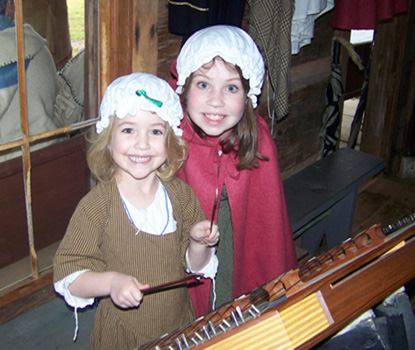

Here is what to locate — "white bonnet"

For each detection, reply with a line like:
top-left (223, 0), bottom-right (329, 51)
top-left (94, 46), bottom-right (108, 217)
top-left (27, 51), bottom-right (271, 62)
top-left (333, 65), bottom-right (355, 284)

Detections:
top-left (176, 25), bottom-right (265, 108)
top-left (97, 73), bottom-right (184, 136)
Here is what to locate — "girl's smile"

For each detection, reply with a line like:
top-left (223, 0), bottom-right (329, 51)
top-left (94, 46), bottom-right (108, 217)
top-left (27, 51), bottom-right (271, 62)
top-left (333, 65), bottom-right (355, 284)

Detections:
top-left (128, 155), bottom-right (151, 163)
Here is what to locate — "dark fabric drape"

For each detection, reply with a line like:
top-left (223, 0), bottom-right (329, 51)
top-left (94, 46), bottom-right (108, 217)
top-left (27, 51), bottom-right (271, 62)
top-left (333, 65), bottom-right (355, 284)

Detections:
top-left (168, 0), bottom-right (246, 42)
top-left (332, 0), bottom-right (409, 29)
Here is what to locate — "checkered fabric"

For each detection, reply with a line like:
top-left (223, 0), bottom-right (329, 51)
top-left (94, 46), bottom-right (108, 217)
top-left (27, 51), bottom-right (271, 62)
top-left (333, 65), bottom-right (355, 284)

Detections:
top-left (248, 0), bottom-right (294, 120)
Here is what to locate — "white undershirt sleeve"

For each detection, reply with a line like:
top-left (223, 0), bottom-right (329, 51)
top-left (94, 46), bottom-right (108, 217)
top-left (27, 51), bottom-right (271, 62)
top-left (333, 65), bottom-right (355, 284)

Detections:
top-left (186, 247), bottom-right (218, 279)
top-left (54, 270), bottom-right (95, 341)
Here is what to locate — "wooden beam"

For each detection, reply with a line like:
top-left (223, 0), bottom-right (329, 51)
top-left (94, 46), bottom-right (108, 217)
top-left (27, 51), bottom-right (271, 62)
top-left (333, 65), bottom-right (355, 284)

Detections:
top-left (0, 269), bottom-right (54, 325)
top-left (132, 0), bottom-right (159, 74)
top-left (85, 0), bottom-right (100, 120)
top-left (99, 0), bottom-right (114, 98)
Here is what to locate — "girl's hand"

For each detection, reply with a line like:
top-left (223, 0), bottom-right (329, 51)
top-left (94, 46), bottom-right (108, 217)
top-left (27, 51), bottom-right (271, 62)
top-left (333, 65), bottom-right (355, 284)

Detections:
top-left (109, 273), bottom-right (149, 309)
top-left (190, 220), bottom-right (220, 247)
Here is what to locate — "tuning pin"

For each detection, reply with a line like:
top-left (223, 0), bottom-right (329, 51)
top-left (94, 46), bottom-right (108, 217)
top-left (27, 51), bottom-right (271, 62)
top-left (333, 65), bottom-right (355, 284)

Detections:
top-left (236, 306), bottom-right (246, 324)
top-left (175, 338), bottom-right (183, 350)
top-left (181, 334), bottom-right (189, 348)
top-left (209, 321), bottom-right (217, 336)
top-left (194, 331), bottom-right (204, 342)
top-left (251, 304), bottom-right (261, 314)
top-left (248, 308), bottom-right (257, 318)
top-left (202, 325), bottom-right (211, 340)
top-left (230, 311), bottom-right (239, 327)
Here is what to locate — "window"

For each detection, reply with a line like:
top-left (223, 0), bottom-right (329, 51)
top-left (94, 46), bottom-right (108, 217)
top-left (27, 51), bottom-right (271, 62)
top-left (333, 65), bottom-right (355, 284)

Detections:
top-left (0, 0), bottom-right (97, 294)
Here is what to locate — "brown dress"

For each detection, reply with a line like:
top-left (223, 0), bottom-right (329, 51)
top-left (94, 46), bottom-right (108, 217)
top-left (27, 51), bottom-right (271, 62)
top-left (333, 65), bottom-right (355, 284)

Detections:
top-left (54, 178), bottom-right (205, 349)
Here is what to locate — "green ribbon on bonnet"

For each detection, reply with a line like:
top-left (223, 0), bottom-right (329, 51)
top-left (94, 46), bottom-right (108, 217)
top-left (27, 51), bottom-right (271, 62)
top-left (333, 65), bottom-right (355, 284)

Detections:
top-left (135, 89), bottom-right (163, 108)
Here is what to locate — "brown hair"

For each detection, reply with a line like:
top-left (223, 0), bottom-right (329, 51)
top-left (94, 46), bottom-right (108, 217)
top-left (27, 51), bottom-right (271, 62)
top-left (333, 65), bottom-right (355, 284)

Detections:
top-left (87, 115), bottom-right (188, 182)
top-left (180, 57), bottom-right (268, 170)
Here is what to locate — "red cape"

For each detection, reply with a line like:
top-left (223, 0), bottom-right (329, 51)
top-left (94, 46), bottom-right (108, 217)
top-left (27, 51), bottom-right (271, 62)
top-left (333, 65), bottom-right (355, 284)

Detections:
top-left (178, 117), bottom-right (297, 316)
top-left (170, 60), bottom-right (297, 316)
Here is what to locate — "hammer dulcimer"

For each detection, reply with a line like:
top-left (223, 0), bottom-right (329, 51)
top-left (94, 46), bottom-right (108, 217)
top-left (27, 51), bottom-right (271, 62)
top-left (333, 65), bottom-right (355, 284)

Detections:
top-left (140, 214), bottom-right (415, 350)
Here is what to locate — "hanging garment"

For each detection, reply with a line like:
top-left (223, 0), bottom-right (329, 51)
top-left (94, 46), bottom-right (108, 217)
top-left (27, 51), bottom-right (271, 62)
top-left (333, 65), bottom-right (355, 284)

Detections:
top-left (168, 0), bottom-right (246, 42)
top-left (291, 0), bottom-right (335, 55)
top-left (319, 40), bottom-right (343, 157)
top-left (331, 0), bottom-right (409, 30)
top-left (247, 0), bottom-right (294, 120)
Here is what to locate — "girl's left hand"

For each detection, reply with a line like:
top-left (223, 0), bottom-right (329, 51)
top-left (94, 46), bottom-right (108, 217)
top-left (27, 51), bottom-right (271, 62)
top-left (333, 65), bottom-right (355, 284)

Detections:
top-left (190, 220), bottom-right (220, 247)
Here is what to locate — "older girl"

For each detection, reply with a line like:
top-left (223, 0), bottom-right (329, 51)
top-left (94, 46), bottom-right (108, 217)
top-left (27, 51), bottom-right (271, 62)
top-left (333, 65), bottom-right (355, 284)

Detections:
top-left (171, 25), bottom-right (297, 316)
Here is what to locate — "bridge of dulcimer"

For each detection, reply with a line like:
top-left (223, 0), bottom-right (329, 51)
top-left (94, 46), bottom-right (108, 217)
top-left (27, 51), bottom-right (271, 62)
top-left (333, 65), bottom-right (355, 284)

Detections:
top-left (139, 214), bottom-right (415, 350)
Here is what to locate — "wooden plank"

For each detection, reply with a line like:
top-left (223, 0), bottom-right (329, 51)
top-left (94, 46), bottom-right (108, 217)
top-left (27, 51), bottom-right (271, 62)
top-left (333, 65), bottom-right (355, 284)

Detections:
top-left (133, 0), bottom-right (159, 74)
top-left (0, 270), bottom-right (54, 325)
top-left (85, 0), bottom-right (100, 120)
top-left (98, 0), bottom-right (159, 95)
top-left (99, 0), bottom-right (113, 98)
top-left (14, 0), bottom-right (38, 280)
top-left (361, 12), bottom-right (409, 169)
top-left (352, 175), bottom-right (415, 236)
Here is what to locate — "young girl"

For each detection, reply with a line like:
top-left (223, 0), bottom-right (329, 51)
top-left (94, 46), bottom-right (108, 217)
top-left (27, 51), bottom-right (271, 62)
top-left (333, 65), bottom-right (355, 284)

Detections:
top-left (171, 25), bottom-right (297, 316)
top-left (53, 73), bottom-right (219, 350)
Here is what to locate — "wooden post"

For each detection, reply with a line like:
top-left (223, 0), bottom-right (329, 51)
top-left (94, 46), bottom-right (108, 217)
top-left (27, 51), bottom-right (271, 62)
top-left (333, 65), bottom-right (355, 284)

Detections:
top-left (132, 0), bottom-right (159, 74)
top-left (361, 8), bottom-right (413, 176)
top-left (98, 0), bottom-right (158, 101)
top-left (15, 0), bottom-right (38, 279)
top-left (85, 0), bottom-right (100, 120)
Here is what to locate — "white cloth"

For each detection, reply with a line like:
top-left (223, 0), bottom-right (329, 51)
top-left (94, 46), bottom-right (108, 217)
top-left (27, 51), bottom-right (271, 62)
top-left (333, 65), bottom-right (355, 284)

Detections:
top-left (0, 24), bottom-right (59, 161)
top-left (186, 247), bottom-right (219, 280)
top-left (120, 182), bottom-right (177, 235)
top-left (54, 269), bottom-right (94, 341)
top-left (186, 247), bottom-right (218, 309)
top-left (97, 73), bottom-right (184, 136)
top-left (175, 25), bottom-right (265, 109)
top-left (54, 270), bottom-right (94, 309)
top-left (53, 50), bottom-right (85, 127)
top-left (291, 0), bottom-right (335, 54)
top-left (0, 23), bottom-right (86, 162)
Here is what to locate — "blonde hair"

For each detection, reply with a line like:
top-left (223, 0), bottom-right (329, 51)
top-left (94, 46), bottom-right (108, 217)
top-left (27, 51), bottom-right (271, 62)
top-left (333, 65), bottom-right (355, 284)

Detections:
top-left (87, 115), bottom-right (188, 182)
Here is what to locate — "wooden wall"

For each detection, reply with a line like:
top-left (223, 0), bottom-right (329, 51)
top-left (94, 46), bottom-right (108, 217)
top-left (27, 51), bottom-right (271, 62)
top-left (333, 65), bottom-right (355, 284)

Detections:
top-left (270, 11), bottom-right (334, 177)
top-left (361, 5), bottom-right (415, 178)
